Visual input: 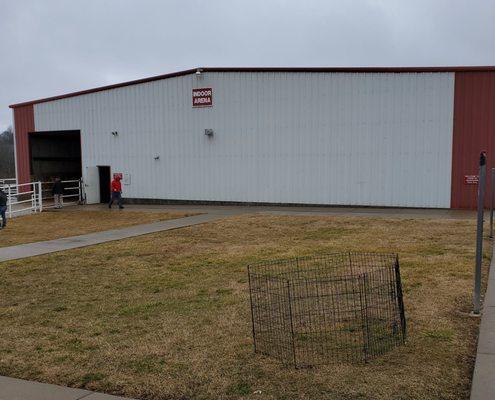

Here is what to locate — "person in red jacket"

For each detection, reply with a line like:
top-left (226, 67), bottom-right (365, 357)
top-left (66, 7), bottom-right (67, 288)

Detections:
top-left (108, 175), bottom-right (124, 209)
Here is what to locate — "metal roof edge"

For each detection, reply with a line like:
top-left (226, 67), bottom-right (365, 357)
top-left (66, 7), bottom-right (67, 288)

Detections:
top-left (9, 66), bottom-right (495, 108)
top-left (9, 67), bottom-right (199, 108)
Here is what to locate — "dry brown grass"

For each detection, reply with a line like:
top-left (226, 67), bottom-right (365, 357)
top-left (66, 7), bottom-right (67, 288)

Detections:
top-left (0, 214), bottom-right (488, 400)
top-left (0, 210), bottom-right (195, 247)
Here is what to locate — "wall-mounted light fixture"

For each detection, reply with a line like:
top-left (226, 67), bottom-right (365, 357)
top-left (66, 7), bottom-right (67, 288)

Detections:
top-left (154, 155), bottom-right (160, 160)
top-left (196, 68), bottom-right (203, 76)
top-left (204, 129), bottom-right (214, 137)
top-left (111, 131), bottom-right (119, 137)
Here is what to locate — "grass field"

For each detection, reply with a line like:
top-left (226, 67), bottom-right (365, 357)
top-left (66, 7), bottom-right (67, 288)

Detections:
top-left (0, 214), bottom-right (488, 399)
top-left (0, 210), bottom-right (194, 247)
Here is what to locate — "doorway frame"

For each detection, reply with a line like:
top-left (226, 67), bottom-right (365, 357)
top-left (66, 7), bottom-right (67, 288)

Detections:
top-left (97, 165), bottom-right (111, 204)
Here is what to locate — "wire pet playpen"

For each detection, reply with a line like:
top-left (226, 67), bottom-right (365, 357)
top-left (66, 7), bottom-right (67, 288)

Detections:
top-left (247, 252), bottom-right (406, 367)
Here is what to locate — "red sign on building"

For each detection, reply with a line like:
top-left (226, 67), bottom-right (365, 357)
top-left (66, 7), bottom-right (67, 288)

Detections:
top-left (192, 88), bottom-right (213, 107)
top-left (464, 175), bottom-right (479, 185)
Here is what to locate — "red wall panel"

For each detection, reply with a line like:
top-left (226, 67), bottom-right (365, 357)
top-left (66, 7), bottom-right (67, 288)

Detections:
top-left (13, 104), bottom-right (35, 185)
top-left (451, 72), bottom-right (495, 209)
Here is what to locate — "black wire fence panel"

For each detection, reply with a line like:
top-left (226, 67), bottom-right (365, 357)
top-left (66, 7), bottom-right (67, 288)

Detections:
top-left (248, 252), bottom-right (406, 367)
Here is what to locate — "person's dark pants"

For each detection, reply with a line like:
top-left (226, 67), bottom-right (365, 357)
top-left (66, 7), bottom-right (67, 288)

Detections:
top-left (0, 206), bottom-right (6, 228)
top-left (108, 192), bottom-right (123, 209)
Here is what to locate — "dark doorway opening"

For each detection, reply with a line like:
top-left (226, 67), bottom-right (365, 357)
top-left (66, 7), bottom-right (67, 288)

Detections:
top-left (29, 130), bottom-right (81, 181)
top-left (98, 166), bottom-right (111, 203)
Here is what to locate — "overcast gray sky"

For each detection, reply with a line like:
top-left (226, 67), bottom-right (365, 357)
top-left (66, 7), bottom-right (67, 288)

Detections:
top-left (1, 0), bottom-right (495, 131)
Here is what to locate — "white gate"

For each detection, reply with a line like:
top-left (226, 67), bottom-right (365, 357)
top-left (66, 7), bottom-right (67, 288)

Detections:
top-left (1, 182), bottom-right (43, 218)
top-left (0, 178), bottom-right (17, 197)
top-left (1, 179), bottom-right (84, 218)
top-left (40, 179), bottom-right (84, 209)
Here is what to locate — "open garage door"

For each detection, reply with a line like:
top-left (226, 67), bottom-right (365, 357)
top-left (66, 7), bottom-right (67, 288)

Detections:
top-left (29, 130), bottom-right (81, 181)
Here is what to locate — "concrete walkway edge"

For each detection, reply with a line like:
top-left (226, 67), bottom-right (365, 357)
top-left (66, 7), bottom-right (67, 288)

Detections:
top-left (0, 375), bottom-right (134, 400)
top-left (470, 242), bottom-right (495, 399)
top-left (0, 212), bottom-right (234, 262)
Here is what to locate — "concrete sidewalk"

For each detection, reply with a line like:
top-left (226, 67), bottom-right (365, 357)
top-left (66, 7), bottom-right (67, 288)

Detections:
top-left (0, 376), bottom-right (134, 400)
top-left (0, 204), bottom-right (475, 263)
top-left (471, 243), bottom-right (495, 399)
top-left (82, 203), bottom-right (476, 220)
top-left (0, 212), bottom-right (234, 262)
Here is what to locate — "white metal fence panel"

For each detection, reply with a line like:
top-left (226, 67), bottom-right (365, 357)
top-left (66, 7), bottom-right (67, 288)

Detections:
top-left (0, 178), bottom-right (17, 197)
top-left (2, 179), bottom-right (82, 218)
top-left (3, 182), bottom-right (42, 217)
top-left (41, 179), bottom-right (83, 209)
top-left (0, 178), bottom-right (16, 186)
top-left (34, 72), bottom-right (455, 208)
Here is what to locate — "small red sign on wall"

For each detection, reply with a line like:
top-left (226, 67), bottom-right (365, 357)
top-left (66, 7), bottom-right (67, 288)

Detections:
top-left (192, 88), bottom-right (212, 107)
top-left (464, 175), bottom-right (479, 185)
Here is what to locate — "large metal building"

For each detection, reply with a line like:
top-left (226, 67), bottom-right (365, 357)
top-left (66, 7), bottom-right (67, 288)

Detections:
top-left (9, 67), bottom-right (495, 209)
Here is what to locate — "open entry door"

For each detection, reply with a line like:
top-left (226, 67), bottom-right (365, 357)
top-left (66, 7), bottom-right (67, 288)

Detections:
top-left (98, 166), bottom-right (111, 203)
top-left (84, 166), bottom-right (100, 204)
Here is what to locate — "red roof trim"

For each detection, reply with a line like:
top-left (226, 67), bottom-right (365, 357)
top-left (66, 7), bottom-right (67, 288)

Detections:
top-left (9, 66), bottom-right (495, 108)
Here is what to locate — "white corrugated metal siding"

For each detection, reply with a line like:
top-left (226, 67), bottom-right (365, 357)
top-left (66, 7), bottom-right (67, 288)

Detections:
top-left (34, 71), bottom-right (455, 207)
